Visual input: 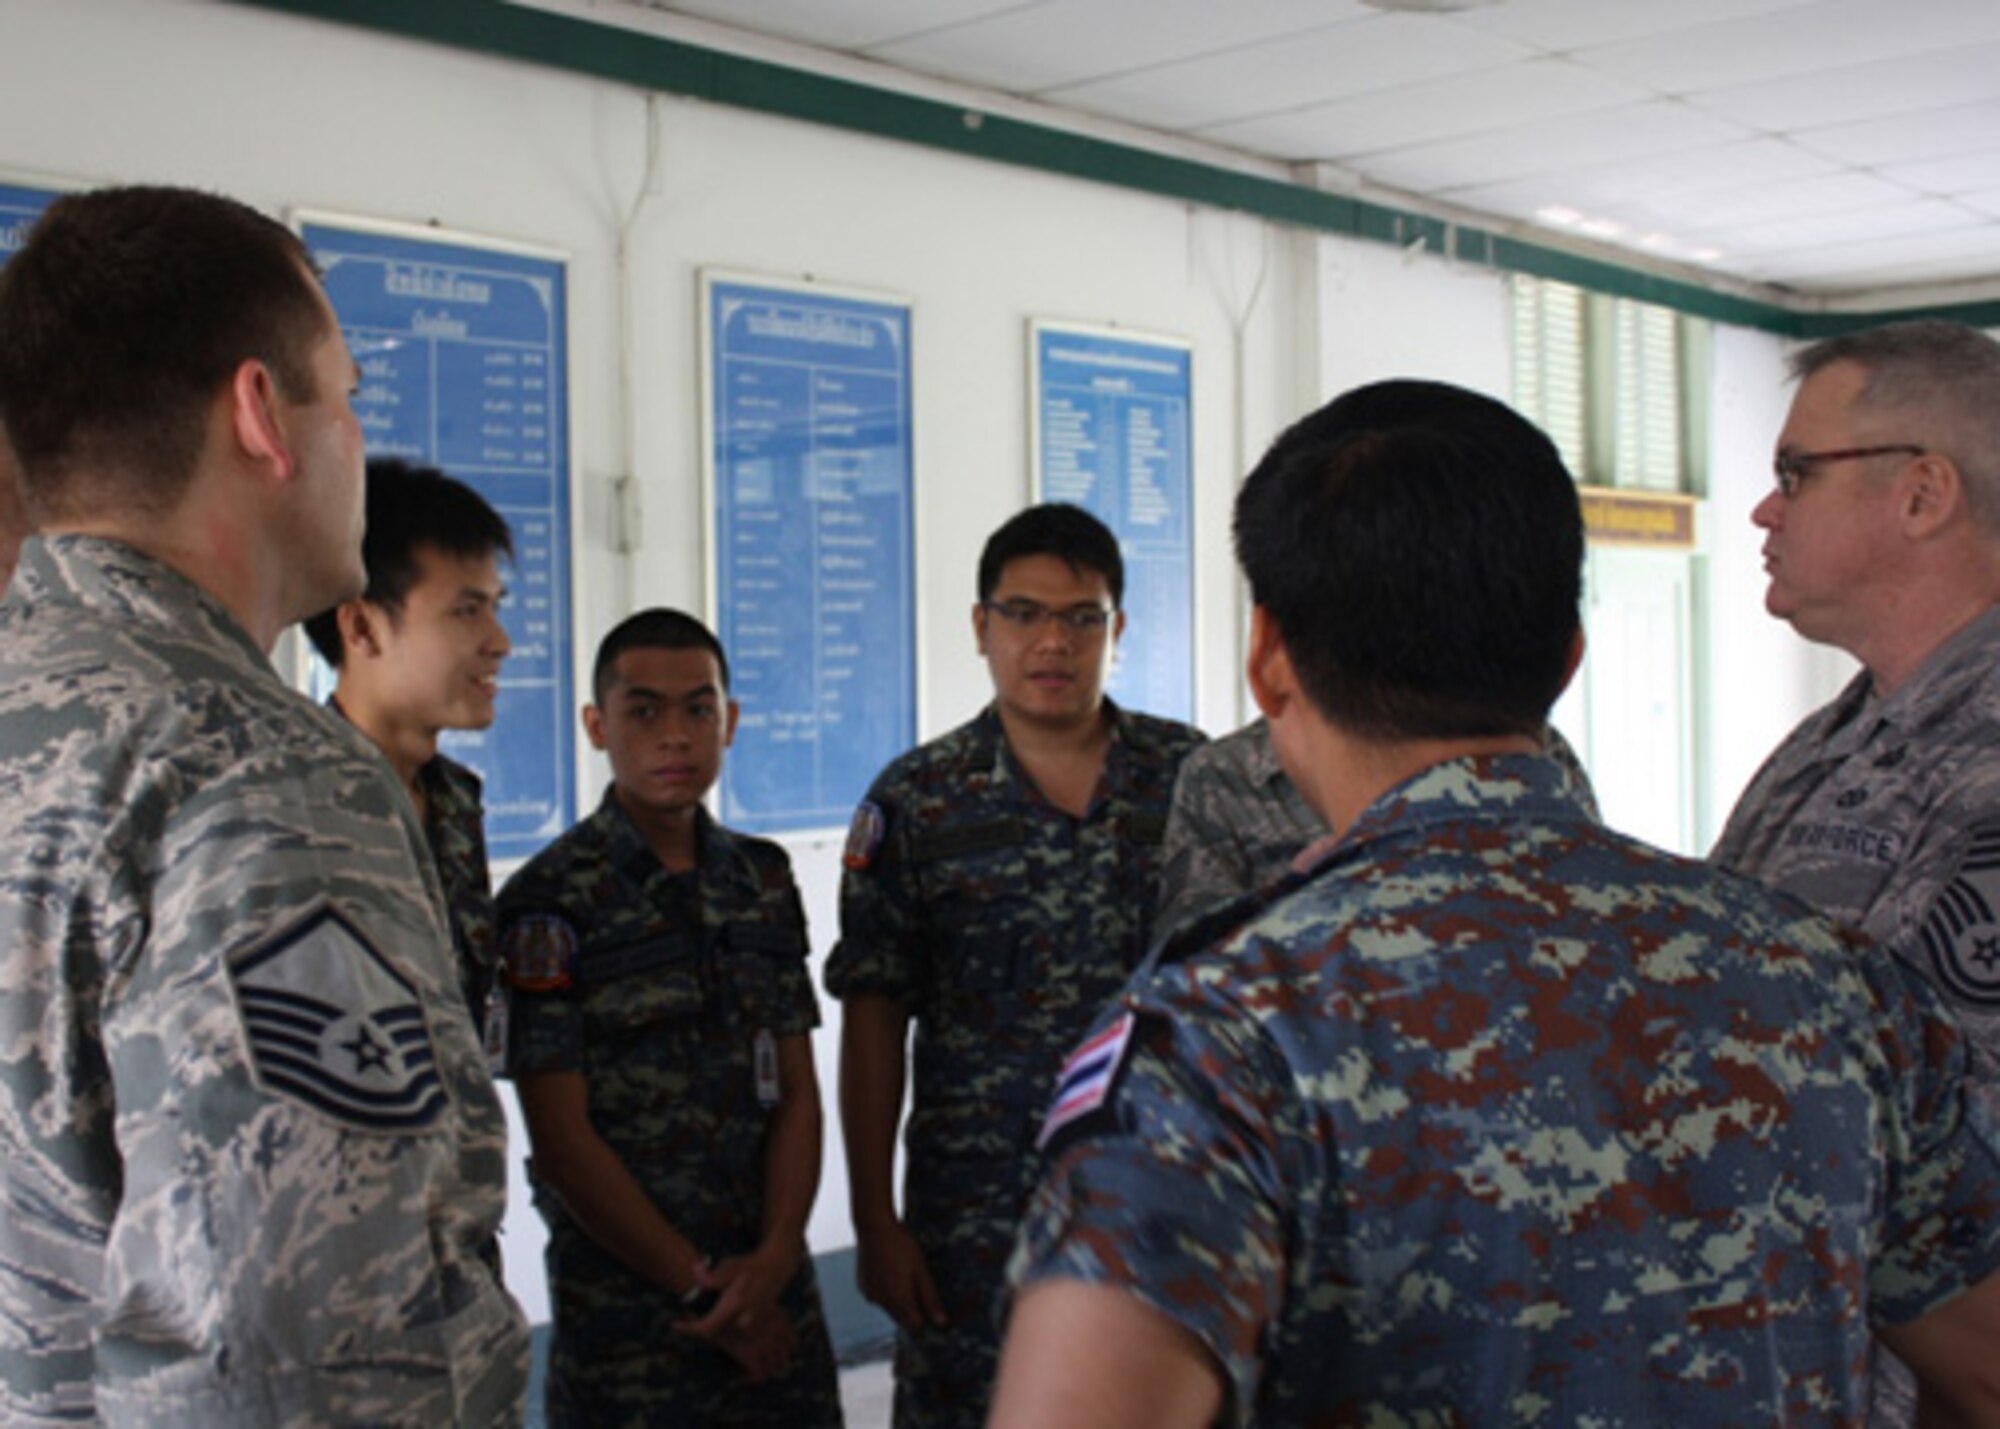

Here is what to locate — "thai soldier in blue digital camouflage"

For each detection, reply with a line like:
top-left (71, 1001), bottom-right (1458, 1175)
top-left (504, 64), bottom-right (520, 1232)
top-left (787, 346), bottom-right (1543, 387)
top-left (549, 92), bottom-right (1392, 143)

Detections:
top-left (501, 608), bottom-right (842, 1427)
top-left (827, 503), bottom-right (1204, 1429)
top-left (0, 186), bottom-right (529, 1426)
top-left (304, 459), bottom-right (515, 1035)
top-left (993, 379), bottom-right (2000, 1428)
top-left (1155, 713), bottom-right (1600, 942)
top-left (1710, 320), bottom-right (2000, 1425)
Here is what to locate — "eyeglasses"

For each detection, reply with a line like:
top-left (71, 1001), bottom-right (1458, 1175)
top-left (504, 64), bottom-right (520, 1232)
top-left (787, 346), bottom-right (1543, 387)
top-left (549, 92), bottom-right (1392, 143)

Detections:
top-left (1772, 444), bottom-right (1925, 498)
top-left (983, 598), bottom-right (1114, 635)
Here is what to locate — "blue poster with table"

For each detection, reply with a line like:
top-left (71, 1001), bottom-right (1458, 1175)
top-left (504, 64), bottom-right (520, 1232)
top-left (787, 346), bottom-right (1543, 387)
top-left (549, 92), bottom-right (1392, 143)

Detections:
top-left (704, 274), bottom-right (916, 835)
top-left (1032, 322), bottom-right (1195, 722)
top-left (0, 180), bottom-right (58, 267)
top-left (302, 217), bottom-right (575, 864)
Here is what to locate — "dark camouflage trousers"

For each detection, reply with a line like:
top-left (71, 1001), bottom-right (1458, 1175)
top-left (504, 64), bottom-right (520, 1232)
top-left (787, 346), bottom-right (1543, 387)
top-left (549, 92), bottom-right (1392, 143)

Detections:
top-left (545, 1254), bottom-right (842, 1428)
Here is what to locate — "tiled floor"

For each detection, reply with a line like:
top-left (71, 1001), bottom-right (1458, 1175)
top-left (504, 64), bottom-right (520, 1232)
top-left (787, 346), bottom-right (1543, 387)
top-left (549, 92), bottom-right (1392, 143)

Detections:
top-left (840, 1358), bottom-right (894, 1427)
top-left (523, 1343), bottom-right (892, 1426)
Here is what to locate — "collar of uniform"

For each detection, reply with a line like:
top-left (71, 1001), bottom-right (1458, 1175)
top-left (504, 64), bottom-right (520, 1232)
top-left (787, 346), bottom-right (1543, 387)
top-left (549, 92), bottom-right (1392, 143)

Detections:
top-left (978, 697), bottom-right (1136, 805)
top-left (1296, 752), bottom-right (1586, 877)
top-left (593, 787), bottom-right (758, 898)
top-left (1866, 601), bottom-right (2000, 739)
top-left (16, 533), bottom-right (274, 679)
top-left (326, 693), bottom-right (481, 835)
top-left (421, 751), bottom-right (483, 820)
top-left (1242, 716), bottom-right (1290, 793)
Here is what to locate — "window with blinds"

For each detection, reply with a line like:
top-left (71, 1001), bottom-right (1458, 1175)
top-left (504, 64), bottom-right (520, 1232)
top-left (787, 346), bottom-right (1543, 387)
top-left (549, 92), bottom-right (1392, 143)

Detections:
top-left (1510, 276), bottom-right (1588, 479)
top-left (1511, 276), bottom-right (1695, 494)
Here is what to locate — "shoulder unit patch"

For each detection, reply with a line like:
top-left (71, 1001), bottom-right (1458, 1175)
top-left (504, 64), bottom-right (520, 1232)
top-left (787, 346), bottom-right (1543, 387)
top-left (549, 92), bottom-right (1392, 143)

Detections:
top-left (502, 913), bottom-right (579, 992)
top-left (843, 800), bottom-right (886, 870)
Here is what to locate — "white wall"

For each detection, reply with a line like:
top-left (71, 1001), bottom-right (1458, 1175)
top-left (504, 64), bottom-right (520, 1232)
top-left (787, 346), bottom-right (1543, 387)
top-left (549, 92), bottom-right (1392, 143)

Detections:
top-left (0, 0), bottom-right (1846, 1326)
top-left (1699, 323), bottom-right (1858, 842)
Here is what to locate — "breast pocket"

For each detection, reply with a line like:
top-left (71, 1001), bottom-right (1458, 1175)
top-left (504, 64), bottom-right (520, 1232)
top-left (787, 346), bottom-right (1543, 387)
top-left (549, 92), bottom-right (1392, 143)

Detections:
top-left (578, 934), bottom-right (705, 1039)
top-left (917, 833), bottom-right (1032, 996)
top-left (726, 922), bottom-right (798, 1025)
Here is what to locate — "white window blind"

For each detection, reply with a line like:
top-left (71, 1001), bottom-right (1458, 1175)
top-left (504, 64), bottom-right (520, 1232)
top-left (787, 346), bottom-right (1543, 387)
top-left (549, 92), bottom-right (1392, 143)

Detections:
top-left (1510, 276), bottom-right (1588, 480)
top-left (1613, 299), bottom-right (1683, 492)
top-left (1510, 276), bottom-right (1689, 494)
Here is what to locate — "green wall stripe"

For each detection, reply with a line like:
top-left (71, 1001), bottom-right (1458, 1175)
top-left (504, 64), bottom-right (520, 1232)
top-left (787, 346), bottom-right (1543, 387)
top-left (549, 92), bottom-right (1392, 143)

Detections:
top-left (224, 0), bottom-right (1998, 339)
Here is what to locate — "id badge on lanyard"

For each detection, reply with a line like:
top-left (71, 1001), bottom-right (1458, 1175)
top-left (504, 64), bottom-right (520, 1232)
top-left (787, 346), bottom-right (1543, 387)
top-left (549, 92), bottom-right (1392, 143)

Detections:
top-left (754, 1028), bottom-right (781, 1107)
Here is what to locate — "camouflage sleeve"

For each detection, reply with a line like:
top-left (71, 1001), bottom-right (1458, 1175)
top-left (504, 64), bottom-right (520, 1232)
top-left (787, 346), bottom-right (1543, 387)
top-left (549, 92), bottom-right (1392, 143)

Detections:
top-left (1154, 746), bottom-right (1264, 944)
top-left (769, 873), bottom-right (821, 1038)
top-left (94, 734), bottom-right (523, 1423)
top-left (1008, 988), bottom-right (1297, 1427)
top-left (824, 792), bottom-right (926, 1007)
top-left (1861, 953), bottom-right (2000, 1324)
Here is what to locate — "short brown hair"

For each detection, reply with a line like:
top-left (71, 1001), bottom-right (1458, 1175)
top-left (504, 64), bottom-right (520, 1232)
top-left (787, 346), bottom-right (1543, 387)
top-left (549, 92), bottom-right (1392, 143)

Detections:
top-left (0, 186), bottom-right (327, 520)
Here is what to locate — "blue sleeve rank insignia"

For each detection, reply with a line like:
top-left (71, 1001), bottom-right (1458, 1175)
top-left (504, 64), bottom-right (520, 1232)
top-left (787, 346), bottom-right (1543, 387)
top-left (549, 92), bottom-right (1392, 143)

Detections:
top-left (1920, 821), bottom-right (2000, 1007)
top-left (502, 913), bottom-right (579, 992)
top-left (228, 904), bottom-right (446, 1135)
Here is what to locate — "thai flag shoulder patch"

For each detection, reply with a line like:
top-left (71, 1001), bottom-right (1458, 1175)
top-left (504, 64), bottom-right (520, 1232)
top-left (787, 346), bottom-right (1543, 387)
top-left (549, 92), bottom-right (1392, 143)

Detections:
top-left (1037, 1010), bottom-right (1137, 1152)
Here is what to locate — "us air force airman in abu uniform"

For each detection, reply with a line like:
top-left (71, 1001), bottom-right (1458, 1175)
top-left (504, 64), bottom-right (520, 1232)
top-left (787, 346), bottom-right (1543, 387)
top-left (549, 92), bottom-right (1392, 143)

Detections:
top-left (993, 380), bottom-right (2000, 1429)
top-left (827, 504), bottom-right (1203, 1429)
top-left (1155, 714), bottom-right (1600, 942)
top-left (1711, 319), bottom-right (2000, 1425)
top-left (0, 187), bottom-right (527, 1426)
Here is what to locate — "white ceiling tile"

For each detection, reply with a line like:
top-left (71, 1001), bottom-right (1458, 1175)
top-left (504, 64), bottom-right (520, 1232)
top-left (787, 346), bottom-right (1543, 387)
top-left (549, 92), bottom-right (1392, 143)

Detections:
top-left (1693, 42), bottom-right (2000, 130)
top-left (1792, 101), bottom-right (2000, 166)
top-left (1446, 139), bottom-right (1838, 220)
top-left (1043, 13), bottom-right (1534, 132)
top-left (1680, 197), bottom-right (1974, 255)
top-left (1579, 0), bottom-right (2000, 94)
top-left (642, 0), bottom-right (1029, 51)
top-left (865, 0), bottom-right (1373, 95)
top-left (1631, 172), bottom-right (1922, 232)
top-left (1731, 223), bottom-right (1999, 282)
top-left (1454, 0), bottom-right (1818, 52)
top-left (1875, 151), bottom-right (2000, 196)
top-left (608, 0), bottom-right (2000, 293)
top-left (1365, 101), bottom-right (1750, 194)
top-left (1198, 57), bottom-right (1644, 159)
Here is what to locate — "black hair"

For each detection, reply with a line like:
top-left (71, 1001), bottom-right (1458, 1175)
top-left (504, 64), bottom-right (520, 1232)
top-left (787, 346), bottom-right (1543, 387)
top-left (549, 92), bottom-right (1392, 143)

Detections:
top-left (593, 608), bottom-right (731, 705)
top-left (302, 459), bottom-right (514, 666)
top-left (1233, 379), bottom-right (1583, 741)
top-left (976, 502), bottom-right (1124, 606)
top-left (0, 186), bottom-right (324, 520)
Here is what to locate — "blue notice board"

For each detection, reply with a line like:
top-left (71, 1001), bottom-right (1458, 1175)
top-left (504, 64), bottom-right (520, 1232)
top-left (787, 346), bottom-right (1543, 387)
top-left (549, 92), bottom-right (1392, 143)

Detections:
top-left (1033, 324), bottom-right (1194, 722)
top-left (706, 276), bottom-right (916, 835)
top-left (0, 181), bottom-right (58, 266)
top-left (304, 220), bottom-right (575, 863)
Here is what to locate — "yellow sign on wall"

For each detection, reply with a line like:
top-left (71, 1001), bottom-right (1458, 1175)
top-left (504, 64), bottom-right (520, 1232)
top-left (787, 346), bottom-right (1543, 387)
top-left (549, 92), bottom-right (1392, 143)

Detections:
top-left (1578, 486), bottom-right (1696, 549)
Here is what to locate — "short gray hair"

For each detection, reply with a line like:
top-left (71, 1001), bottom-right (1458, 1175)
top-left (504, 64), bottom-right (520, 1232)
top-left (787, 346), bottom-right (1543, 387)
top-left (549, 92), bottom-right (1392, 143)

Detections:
top-left (1791, 319), bottom-right (2000, 530)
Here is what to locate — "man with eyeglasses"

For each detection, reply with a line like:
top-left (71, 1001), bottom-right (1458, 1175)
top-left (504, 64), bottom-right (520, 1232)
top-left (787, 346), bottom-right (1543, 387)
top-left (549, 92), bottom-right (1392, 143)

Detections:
top-left (1713, 317), bottom-right (2000, 1425)
top-left (825, 502), bottom-right (1204, 1429)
